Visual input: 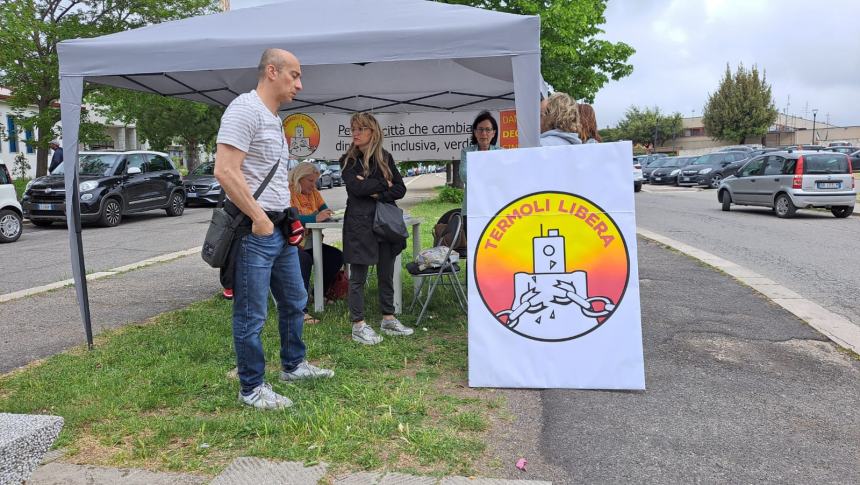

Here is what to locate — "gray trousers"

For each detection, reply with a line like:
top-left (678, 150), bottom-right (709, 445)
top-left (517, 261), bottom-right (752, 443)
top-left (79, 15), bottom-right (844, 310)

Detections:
top-left (348, 242), bottom-right (396, 322)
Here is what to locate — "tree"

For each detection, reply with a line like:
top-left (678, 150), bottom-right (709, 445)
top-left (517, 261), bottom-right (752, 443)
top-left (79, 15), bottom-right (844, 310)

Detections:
top-left (702, 63), bottom-right (777, 144)
top-left (0, 0), bottom-right (217, 177)
top-left (614, 106), bottom-right (683, 147)
top-left (91, 89), bottom-right (223, 171)
top-left (437, 0), bottom-right (635, 102)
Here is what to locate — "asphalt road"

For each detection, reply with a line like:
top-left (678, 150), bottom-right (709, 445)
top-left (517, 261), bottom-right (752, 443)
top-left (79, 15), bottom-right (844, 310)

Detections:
top-left (0, 174), bottom-right (443, 372)
top-left (635, 184), bottom-right (860, 330)
top-left (528, 237), bottom-right (859, 484)
top-left (1, 178), bottom-right (359, 295)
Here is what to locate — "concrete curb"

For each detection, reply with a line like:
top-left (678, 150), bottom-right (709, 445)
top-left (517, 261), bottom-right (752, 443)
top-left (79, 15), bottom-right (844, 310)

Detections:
top-left (0, 246), bottom-right (201, 304)
top-left (637, 228), bottom-right (860, 355)
top-left (211, 457), bottom-right (551, 485)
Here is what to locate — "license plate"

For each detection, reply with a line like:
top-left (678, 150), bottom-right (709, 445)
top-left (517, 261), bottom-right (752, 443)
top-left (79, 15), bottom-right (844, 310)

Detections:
top-left (817, 182), bottom-right (841, 189)
top-left (654, 177), bottom-right (662, 182)
top-left (36, 203), bottom-right (58, 210)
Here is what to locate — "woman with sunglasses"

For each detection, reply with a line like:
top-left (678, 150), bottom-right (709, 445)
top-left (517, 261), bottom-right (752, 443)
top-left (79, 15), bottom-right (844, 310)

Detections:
top-left (459, 111), bottom-right (501, 215)
top-left (340, 112), bottom-right (411, 345)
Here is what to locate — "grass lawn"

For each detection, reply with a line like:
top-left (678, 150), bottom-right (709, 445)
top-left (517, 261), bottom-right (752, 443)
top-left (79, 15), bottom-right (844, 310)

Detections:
top-left (0, 199), bottom-right (502, 478)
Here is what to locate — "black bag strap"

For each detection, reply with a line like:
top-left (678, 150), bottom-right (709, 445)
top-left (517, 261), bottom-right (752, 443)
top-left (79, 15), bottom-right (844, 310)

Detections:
top-left (253, 161), bottom-right (280, 200)
top-left (221, 158), bottom-right (282, 230)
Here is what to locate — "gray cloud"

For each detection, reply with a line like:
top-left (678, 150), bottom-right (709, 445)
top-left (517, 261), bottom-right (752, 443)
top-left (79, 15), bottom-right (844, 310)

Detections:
top-left (594, 0), bottom-right (860, 127)
top-left (232, 0), bottom-right (860, 128)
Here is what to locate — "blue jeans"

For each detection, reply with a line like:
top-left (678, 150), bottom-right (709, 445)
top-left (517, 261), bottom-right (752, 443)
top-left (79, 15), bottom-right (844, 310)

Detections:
top-left (233, 230), bottom-right (307, 394)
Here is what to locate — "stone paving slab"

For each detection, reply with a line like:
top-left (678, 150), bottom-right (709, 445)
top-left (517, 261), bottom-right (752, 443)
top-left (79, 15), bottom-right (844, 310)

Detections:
top-left (0, 413), bottom-right (63, 485)
top-left (27, 462), bottom-right (208, 485)
top-left (210, 457), bottom-right (328, 485)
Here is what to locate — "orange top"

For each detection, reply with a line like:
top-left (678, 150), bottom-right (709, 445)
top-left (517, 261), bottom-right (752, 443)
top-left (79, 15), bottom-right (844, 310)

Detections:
top-left (291, 188), bottom-right (326, 216)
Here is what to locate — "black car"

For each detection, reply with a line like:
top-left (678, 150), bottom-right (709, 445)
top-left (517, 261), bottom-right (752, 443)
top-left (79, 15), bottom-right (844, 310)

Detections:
top-left (677, 151), bottom-right (750, 188)
top-left (649, 156), bottom-right (694, 185)
top-left (183, 161), bottom-right (221, 205)
top-left (22, 150), bottom-right (185, 227)
top-left (642, 157), bottom-right (672, 182)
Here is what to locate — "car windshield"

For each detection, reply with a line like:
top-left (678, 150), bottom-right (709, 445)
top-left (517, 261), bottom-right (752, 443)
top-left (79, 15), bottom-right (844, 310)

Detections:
top-left (52, 154), bottom-right (121, 176)
top-left (663, 158), bottom-right (686, 167)
top-left (692, 154), bottom-right (714, 165)
top-left (803, 154), bottom-right (849, 174)
top-left (190, 162), bottom-right (215, 176)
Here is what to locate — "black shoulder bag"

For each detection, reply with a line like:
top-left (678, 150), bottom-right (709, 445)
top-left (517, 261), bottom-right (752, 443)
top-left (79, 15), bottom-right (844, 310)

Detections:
top-left (201, 163), bottom-right (279, 268)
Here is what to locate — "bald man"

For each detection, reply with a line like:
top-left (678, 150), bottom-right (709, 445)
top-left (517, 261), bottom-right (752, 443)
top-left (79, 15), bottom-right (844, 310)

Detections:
top-left (215, 48), bottom-right (333, 410)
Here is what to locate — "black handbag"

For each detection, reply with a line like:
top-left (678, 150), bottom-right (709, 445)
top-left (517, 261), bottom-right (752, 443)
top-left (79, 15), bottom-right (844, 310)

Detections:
top-left (201, 162), bottom-right (280, 268)
top-left (373, 200), bottom-right (408, 243)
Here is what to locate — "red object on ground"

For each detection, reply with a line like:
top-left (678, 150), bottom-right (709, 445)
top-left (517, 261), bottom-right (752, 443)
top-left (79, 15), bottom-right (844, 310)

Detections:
top-left (516, 458), bottom-right (528, 471)
top-left (223, 288), bottom-right (234, 300)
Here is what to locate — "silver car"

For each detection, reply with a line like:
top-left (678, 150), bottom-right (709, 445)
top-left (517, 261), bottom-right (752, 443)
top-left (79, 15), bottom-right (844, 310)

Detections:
top-left (718, 151), bottom-right (856, 218)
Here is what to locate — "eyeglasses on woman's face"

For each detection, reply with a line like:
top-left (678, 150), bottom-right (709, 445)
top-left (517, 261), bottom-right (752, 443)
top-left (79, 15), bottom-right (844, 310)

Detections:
top-left (352, 126), bottom-right (373, 134)
top-left (475, 127), bottom-right (496, 133)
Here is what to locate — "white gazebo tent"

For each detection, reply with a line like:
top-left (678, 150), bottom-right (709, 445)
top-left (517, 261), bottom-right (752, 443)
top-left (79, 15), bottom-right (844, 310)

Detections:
top-left (57, 0), bottom-right (542, 344)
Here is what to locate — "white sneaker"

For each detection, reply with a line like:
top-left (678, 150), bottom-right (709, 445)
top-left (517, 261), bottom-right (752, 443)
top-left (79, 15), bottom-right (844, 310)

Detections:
top-left (238, 382), bottom-right (292, 410)
top-left (280, 361), bottom-right (335, 381)
top-left (381, 317), bottom-right (414, 336)
top-left (352, 324), bottom-right (384, 345)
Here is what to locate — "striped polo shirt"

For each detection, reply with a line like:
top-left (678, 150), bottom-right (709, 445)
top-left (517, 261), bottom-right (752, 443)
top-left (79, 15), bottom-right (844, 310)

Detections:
top-left (216, 90), bottom-right (290, 211)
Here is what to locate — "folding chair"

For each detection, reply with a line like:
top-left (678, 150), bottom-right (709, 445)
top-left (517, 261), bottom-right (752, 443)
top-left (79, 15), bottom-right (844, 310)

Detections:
top-left (408, 211), bottom-right (467, 326)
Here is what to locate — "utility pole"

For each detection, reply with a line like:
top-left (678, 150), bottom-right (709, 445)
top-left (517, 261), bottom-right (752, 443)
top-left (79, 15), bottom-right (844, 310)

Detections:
top-left (811, 108), bottom-right (818, 145)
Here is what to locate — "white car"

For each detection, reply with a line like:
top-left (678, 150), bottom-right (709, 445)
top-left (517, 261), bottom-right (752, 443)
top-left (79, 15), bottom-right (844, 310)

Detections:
top-left (632, 159), bottom-right (644, 192)
top-left (0, 161), bottom-right (24, 243)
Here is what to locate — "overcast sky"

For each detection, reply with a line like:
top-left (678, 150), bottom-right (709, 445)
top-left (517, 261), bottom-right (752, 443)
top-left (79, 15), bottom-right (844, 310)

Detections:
top-left (232, 0), bottom-right (860, 128)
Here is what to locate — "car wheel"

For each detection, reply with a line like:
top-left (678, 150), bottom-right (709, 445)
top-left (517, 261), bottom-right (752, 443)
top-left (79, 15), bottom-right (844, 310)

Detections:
top-left (166, 191), bottom-right (185, 217)
top-left (709, 174), bottom-right (723, 189)
top-left (774, 194), bottom-right (796, 218)
top-left (30, 219), bottom-right (53, 227)
top-left (721, 191), bottom-right (731, 211)
top-left (99, 198), bottom-right (123, 227)
top-left (0, 209), bottom-right (23, 243)
top-left (634, 181), bottom-right (642, 193)
top-left (831, 206), bottom-right (853, 218)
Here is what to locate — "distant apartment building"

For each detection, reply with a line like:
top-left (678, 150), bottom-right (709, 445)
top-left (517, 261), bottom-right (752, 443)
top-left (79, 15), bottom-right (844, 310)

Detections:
top-left (664, 114), bottom-right (860, 156)
top-left (0, 87), bottom-right (143, 178)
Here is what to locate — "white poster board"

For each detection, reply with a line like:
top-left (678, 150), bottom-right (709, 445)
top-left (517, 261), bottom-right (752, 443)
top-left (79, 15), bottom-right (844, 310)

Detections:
top-left (466, 142), bottom-right (645, 389)
top-left (281, 110), bottom-right (517, 161)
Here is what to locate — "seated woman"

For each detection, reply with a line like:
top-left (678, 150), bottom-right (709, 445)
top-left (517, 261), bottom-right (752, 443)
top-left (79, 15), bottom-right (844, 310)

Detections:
top-left (288, 162), bottom-right (345, 323)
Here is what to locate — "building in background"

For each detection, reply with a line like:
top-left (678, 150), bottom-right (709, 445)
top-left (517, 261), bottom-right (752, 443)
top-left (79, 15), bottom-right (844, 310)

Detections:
top-left (663, 115), bottom-right (860, 156)
top-left (0, 87), bottom-right (144, 178)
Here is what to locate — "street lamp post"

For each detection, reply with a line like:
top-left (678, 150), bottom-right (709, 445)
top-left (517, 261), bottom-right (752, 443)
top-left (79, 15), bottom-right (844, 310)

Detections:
top-left (811, 108), bottom-right (818, 146)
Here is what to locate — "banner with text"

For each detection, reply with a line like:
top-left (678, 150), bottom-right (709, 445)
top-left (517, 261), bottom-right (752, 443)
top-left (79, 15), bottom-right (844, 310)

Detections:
top-left (466, 142), bottom-right (645, 389)
top-left (282, 111), bottom-right (518, 161)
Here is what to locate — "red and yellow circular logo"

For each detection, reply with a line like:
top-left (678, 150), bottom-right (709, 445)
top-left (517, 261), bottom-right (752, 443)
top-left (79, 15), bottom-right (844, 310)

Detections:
top-left (474, 192), bottom-right (629, 342)
top-left (283, 113), bottom-right (320, 157)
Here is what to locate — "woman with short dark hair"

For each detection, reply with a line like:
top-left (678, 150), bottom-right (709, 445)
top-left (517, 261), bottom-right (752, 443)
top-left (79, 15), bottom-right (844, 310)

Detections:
top-left (459, 111), bottom-right (501, 215)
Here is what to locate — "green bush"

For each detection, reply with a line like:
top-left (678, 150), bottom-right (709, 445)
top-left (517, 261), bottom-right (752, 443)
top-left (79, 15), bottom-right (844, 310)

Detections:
top-left (437, 186), bottom-right (463, 204)
top-left (13, 178), bottom-right (30, 200)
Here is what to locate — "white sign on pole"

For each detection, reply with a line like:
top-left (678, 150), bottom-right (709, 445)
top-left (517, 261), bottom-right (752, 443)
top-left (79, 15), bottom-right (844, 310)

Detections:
top-left (466, 142), bottom-right (645, 389)
top-left (281, 111), bottom-right (514, 161)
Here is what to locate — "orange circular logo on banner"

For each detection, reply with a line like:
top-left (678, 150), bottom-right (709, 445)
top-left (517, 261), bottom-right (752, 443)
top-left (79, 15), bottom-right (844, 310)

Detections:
top-left (474, 191), bottom-right (630, 342)
top-left (283, 113), bottom-right (320, 157)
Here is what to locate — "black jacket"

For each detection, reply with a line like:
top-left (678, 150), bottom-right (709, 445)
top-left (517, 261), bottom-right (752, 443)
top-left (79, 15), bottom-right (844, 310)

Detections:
top-left (340, 150), bottom-right (406, 264)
